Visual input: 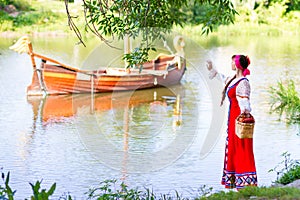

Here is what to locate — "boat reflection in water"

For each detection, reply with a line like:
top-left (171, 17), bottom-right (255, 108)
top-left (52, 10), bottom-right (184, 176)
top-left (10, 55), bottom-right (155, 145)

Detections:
top-left (28, 84), bottom-right (184, 127)
top-left (27, 84), bottom-right (195, 175)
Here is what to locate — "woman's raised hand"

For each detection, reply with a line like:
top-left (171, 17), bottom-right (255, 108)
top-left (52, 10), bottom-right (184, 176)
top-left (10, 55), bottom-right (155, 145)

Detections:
top-left (206, 60), bottom-right (213, 71)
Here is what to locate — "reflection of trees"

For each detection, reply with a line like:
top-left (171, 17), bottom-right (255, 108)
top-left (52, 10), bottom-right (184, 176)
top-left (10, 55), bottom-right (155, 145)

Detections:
top-left (97, 98), bottom-right (176, 152)
top-left (131, 105), bottom-right (152, 126)
top-left (98, 101), bottom-right (175, 135)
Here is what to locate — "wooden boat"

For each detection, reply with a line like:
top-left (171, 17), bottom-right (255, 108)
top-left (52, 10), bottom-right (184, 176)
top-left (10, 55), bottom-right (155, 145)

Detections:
top-left (10, 36), bottom-right (186, 96)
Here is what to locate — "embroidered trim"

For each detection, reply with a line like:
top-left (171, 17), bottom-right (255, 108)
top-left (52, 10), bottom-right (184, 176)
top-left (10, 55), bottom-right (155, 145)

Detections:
top-left (222, 170), bottom-right (257, 189)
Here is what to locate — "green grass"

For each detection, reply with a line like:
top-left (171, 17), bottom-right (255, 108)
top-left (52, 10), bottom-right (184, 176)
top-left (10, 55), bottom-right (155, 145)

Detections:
top-left (269, 80), bottom-right (300, 123)
top-left (198, 186), bottom-right (300, 200)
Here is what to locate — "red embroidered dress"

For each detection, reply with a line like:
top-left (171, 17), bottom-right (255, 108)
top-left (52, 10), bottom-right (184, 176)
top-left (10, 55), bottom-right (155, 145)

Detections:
top-left (221, 78), bottom-right (257, 189)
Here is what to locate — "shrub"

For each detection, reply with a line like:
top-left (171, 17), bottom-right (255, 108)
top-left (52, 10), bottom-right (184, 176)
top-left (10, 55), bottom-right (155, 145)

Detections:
top-left (0, 0), bottom-right (31, 11)
top-left (269, 152), bottom-right (300, 185)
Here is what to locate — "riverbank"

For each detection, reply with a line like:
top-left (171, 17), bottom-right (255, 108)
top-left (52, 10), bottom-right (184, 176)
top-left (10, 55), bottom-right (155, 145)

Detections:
top-left (0, 0), bottom-right (83, 38)
top-left (1, 1), bottom-right (300, 39)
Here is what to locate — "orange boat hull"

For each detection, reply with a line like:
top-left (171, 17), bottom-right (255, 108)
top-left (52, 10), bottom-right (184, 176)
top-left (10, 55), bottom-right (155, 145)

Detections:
top-left (28, 55), bottom-right (186, 95)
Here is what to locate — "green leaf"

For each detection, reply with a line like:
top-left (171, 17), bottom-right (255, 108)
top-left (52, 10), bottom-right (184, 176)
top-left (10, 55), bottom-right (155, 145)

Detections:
top-left (47, 183), bottom-right (56, 196)
top-left (5, 172), bottom-right (10, 186)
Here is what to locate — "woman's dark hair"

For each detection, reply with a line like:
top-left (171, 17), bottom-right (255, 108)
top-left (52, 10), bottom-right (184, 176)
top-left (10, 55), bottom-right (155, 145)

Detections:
top-left (220, 75), bottom-right (236, 106)
top-left (235, 55), bottom-right (250, 69)
top-left (220, 55), bottom-right (249, 106)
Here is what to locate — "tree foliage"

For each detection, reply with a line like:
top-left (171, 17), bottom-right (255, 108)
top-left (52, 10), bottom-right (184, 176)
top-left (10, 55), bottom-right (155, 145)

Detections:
top-left (260, 0), bottom-right (300, 12)
top-left (65, 0), bottom-right (237, 66)
top-left (65, 0), bottom-right (237, 43)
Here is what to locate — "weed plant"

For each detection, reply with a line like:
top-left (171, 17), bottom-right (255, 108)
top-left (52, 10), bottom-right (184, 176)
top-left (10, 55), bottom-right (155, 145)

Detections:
top-left (269, 152), bottom-right (300, 185)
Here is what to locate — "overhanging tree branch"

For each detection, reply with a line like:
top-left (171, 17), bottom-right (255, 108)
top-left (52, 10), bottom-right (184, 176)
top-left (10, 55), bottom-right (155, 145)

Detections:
top-left (64, 0), bottom-right (237, 66)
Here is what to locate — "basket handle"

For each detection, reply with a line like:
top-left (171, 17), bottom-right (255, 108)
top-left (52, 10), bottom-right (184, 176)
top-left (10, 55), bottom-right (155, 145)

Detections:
top-left (237, 113), bottom-right (255, 123)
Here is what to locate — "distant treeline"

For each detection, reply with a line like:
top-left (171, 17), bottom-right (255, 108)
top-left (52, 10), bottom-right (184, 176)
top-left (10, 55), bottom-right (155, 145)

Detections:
top-left (0, 0), bottom-right (300, 33)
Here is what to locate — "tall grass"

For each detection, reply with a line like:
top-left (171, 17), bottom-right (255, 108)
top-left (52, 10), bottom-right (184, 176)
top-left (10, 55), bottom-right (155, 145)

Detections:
top-left (269, 80), bottom-right (300, 123)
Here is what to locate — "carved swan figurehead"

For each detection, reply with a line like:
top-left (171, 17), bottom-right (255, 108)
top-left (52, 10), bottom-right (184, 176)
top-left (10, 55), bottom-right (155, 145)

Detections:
top-left (173, 35), bottom-right (185, 58)
top-left (9, 35), bottom-right (31, 54)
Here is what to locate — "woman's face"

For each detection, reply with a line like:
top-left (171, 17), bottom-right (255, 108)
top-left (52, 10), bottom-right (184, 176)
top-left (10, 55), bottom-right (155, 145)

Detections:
top-left (231, 58), bottom-right (236, 71)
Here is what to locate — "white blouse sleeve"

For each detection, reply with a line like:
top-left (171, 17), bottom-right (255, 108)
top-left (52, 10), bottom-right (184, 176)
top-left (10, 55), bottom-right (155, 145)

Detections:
top-left (208, 68), bottom-right (230, 85)
top-left (236, 79), bottom-right (252, 113)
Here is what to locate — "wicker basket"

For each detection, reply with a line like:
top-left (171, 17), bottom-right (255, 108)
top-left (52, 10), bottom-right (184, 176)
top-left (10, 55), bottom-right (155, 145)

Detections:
top-left (235, 113), bottom-right (255, 139)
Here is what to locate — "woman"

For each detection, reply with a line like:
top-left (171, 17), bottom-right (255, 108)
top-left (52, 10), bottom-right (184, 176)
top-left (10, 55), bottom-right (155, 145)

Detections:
top-left (206, 55), bottom-right (257, 190)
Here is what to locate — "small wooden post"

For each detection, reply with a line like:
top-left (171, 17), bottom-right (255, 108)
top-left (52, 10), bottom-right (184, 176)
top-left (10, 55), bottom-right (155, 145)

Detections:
top-left (28, 42), bottom-right (36, 69)
top-left (26, 42), bottom-right (44, 96)
top-left (90, 75), bottom-right (95, 113)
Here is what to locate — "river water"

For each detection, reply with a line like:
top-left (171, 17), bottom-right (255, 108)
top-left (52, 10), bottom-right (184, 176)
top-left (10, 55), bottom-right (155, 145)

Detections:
top-left (0, 34), bottom-right (300, 199)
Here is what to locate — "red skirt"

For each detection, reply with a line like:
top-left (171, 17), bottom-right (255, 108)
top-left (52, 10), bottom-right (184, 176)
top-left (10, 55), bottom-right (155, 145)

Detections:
top-left (221, 79), bottom-right (257, 189)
